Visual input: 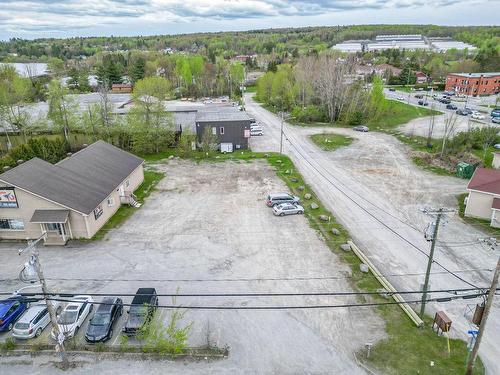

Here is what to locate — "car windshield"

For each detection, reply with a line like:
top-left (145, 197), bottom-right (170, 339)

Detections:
top-left (130, 305), bottom-right (148, 316)
top-left (91, 313), bottom-right (110, 325)
top-left (15, 322), bottom-right (30, 329)
top-left (58, 311), bottom-right (77, 325)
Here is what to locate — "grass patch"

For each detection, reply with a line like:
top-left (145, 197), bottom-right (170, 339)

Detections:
top-left (370, 308), bottom-right (484, 375)
top-left (92, 169), bottom-right (165, 240)
top-left (457, 193), bottom-right (500, 236)
top-left (412, 156), bottom-right (455, 177)
top-left (369, 99), bottom-right (441, 132)
top-left (309, 133), bottom-right (354, 151)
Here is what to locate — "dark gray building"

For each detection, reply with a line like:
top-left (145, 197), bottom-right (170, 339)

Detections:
top-left (195, 110), bottom-right (252, 151)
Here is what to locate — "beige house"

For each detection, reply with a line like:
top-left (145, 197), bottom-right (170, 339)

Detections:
top-left (464, 167), bottom-right (500, 227)
top-left (0, 141), bottom-right (144, 245)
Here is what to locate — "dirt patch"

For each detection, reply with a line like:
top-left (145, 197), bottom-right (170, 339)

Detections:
top-left (411, 150), bottom-right (481, 172)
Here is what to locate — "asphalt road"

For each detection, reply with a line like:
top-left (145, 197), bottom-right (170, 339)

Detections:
top-left (383, 88), bottom-right (497, 125)
top-left (244, 93), bottom-right (500, 375)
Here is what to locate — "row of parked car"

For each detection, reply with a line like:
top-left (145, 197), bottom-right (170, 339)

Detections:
top-left (250, 120), bottom-right (264, 136)
top-left (0, 288), bottom-right (158, 343)
top-left (266, 193), bottom-right (304, 216)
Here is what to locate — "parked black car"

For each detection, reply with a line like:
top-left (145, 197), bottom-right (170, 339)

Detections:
top-left (439, 98), bottom-right (451, 104)
top-left (414, 94), bottom-right (424, 99)
top-left (122, 288), bottom-right (158, 335)
top-left (418, 100), bottom-right (428, 106)
top-left (446, 104), bottom-right (458, 110)
top-left (388, 88), bottom-right (396, 92)
top-left (85, 297), bottom-right (123, 343)
top-left (456, 109), bottom-right (469, 116)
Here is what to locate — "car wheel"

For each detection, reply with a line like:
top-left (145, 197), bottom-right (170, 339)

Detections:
top-left (74, 326), bottom-right (79, 335)
top-left (108, 329), bottom-right (113, 340)
top-left (7, 323), bottom-right (13, 331)
top-left (279, 213), bottom-right (285, 216)
top-left (89, 305), bottom-right (93, 313)
top-left (35, 328), bottom-right (42, 337)
top-left (297, 211), bottom-right (303, 214)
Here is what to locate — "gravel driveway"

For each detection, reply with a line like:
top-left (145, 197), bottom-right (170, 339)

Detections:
top-left (245, 93), bottom-right (500, 374)
top-left (0, 159), bottom-right (384, 374)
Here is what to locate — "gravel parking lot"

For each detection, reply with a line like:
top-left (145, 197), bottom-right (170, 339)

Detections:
top-left (0, 159), bottom-right (384, 374)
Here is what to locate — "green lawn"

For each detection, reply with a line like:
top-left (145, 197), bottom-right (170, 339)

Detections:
top-left (369, 99), bottom-right (441, 131)
top-left (309, 133), bottom-right (353, 151)
top-left (92, 169), bottom-right (165, 240)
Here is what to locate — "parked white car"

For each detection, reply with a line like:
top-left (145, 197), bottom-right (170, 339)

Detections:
top-left (250, 124), bottom-right (263, 132)
top-left (50, 296), bottom-right (93, 340)
top-left (250, 129), bottom-right (264, 136)
top-left (273, 202), bottom-right (304, 216)
top-left (471, 112), bottom-right (485, 120)
top-left (12, 304), bottom-right (52, 339)
top-left (397, 96), bottom-right (405, 101)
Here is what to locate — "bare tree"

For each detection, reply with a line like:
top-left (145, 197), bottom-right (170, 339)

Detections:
top-left (441, 113), bottom-right (458, 157)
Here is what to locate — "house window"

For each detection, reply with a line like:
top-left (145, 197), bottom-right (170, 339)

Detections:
top-left (94, 205), bottom-right (103, 220)
top-left (0, 218), bottom-right (24, 230)
top-left (107, 197), bottom-right (115, 207)
top-left (211, 127), bottom-right (216, 135)
top-left (220, 127), bottom-right (225, 135)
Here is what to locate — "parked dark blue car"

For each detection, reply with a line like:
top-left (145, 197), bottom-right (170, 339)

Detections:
top-left (0, 297), bottom-right (29, 332)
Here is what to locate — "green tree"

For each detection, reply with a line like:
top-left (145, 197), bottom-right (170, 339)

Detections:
top-left (0, 66), bottom-right (33, 144)
top-left (47, 80), bottom-right (79, 144)
top-left (129, 57), bottom-right (146, 83)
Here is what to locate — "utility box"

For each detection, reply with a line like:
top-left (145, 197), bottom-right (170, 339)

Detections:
top-left (220, 143), bottom-right (233, 153)
top-left (456, 162), bottom-right (476, 179)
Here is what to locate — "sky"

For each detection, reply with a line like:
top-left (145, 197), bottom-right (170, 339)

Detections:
top-left (0, 0), bottom-right (498, 40)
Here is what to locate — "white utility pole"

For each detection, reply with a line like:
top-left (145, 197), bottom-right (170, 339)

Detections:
top-left (279, 111), bottom-right (284, 154)
top-left (18, 235), bottom-right (68, 368)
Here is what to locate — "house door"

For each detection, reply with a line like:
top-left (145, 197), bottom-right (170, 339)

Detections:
top-left (119, 184), bottom-right (125, 196)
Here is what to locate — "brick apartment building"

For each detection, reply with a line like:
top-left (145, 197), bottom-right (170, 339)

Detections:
top-left (445, 72), bottom-right (500, 96)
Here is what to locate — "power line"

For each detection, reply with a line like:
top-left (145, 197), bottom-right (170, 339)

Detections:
top-left (0, 268), bottom-right (492, 284)
top-left (280, 129), bottom-right (479, 288)
top-left (34, 292), bottom-right (487, 311)
top-left (5, 287), bottom-right (495, 298)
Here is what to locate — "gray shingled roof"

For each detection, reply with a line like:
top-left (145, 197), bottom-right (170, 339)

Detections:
top-left (195, 110), bottom-right (251, 123)
top-left (31, 209), bottom-right (70, 223)
top-left (0, 141), bottom-right (143, 215)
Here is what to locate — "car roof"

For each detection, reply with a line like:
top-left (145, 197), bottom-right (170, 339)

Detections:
top-left (95, 297), bottom-right (118, 313)
top-left (269, 193), bottom-right (291, 198)
top-left (132, 288), bottom-right (156, 305)
top-left (65, 304), bottom-right (81, 311)
top-left (18, 305), bottom-right (46, 323)
top-left (0, 298), bottom-right (21, 315)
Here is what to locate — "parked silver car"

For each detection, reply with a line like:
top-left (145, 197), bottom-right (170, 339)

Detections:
top-left (353, 125), bottom-right (369, 132)
top-left (266, 193), bottom-right (300, 207)
top-left (12, 304), bottom-right (51, 339)
top-left (273, 203), bottom-right (304, 216)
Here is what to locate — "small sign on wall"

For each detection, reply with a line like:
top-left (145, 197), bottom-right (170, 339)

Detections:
top-left (0, 187), bottom-right (18, 208)
top-left (244, 129), bottom-right (250, 138)
top-left (94, 204), bottom-right (103, 220)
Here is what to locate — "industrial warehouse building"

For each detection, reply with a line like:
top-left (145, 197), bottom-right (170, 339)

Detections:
top-left (0, 141), bottom-right (144, 245)
top-left (195, 110), bottom-right (252, 151)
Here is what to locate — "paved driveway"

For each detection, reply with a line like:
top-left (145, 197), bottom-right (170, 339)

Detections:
top-left (245, 93), bottom-right (500, 374)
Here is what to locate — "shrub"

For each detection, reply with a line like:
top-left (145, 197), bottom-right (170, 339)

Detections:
top-left (291, 105), bottom-right (328, 123)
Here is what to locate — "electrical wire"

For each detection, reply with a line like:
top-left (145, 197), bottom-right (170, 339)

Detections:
top-left (0, 268), bottom-right (492, 284)
top-left (280, 128), bottom-right (480, 288)
top-left (4, 287), bottom-right (495, 298)
top-left (34, 292), bottom-right (487, 310)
